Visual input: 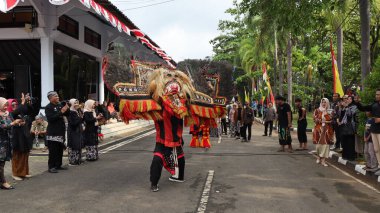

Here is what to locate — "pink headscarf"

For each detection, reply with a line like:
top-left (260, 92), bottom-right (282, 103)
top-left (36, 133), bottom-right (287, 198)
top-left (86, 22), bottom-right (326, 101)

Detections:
top-left (7, 99), bottom-right (18, 113)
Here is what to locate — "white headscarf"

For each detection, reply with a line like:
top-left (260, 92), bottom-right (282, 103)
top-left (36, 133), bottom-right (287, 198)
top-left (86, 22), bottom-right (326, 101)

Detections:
top-left (84, 99), bottom-right (95, 112)
top-left (84, 99), bottom-right (97, 118)
top-left (319, 98), bottom-right (330, 113)
top-left (69, 99), bottom-right (79, 112)
top-left (0, 97), bottom-right (9, 116)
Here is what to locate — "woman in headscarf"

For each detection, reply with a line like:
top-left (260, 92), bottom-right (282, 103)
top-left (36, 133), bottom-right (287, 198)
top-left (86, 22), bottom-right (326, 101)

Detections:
top-left (229, 104), bottom-right (237, 138)
top-left (7, 99), bottom-right (18, 113)
top-left (68, 99), bottom-right (83, 165)
top-left (9, 94), bottom-right (33, 180)
top-left (313, 98), bottom-right (334, 167)
top-left (338, 95), bottom-right (358, 161)
top-left (0, 97), bottom-right (22, 190)
top-left (83, 99), bottom-right (103, 161)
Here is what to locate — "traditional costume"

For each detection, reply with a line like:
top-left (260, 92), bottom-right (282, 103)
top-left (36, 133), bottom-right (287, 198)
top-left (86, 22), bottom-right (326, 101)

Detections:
top-left (67, 99), bottom-right (83, 165)
top-left (102, 59), bottom-right (223, 192)
top-left (313, 98), bottom-right (334, 159)
top-left (189, 125), bottom-right (200, 148)
top-left (83, 100), bottom-right (99, 161)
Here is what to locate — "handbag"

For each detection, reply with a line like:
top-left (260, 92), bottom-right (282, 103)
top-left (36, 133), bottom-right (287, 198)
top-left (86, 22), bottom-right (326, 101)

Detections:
top-left (340, 123), bottom-right (354, 136)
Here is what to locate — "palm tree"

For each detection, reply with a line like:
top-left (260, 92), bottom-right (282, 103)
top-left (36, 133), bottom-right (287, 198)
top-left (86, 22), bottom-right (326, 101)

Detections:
top-left (287, 33), bottom-right (293, 104)
top-left (360, 0), bottom-right (371, 87)
top-left (324, 0), bottom-right (351, 81)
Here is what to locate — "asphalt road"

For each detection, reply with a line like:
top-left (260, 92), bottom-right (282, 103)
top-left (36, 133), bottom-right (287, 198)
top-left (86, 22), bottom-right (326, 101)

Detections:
top-left (1, 124), bottom-right (380, 213)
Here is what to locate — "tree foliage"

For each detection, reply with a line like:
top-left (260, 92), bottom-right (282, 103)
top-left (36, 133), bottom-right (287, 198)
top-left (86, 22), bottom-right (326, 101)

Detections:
top-left (210, 0), bottom-right (380, 108)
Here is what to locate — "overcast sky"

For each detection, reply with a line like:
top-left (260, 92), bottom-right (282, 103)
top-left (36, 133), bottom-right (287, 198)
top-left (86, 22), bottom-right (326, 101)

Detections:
top-left (109, 0), bottom-right (233, 62)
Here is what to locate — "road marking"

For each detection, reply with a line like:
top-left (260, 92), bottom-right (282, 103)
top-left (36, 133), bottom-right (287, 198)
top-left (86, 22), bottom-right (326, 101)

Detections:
top-left (218, 137), bottom-right (222, 144)
top-left (98, 125), bottom-right (153, 149)
top-left (197, 170), bottom-right (215, 213)
top-left (328, 162), bottom-right (380, 194)
top-left (310, 153), bottom-right (380, 194)
top-left (99, 130), bottom-right (156, 154)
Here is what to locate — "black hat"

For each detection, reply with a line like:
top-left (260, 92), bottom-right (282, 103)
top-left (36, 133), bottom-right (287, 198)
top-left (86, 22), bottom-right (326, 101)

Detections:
top-left (275, 95), bottom-right (285, 101)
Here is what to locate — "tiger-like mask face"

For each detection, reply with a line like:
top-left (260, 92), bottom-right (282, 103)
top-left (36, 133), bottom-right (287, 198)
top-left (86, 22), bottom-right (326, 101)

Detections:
top-left (148, 68), bottom-right (194, 102)
top-left (163, 70), bottom-right (182, 95)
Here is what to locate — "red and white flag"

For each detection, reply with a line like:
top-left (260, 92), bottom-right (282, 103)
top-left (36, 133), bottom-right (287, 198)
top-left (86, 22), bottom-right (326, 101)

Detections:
top-left (0, 0), bottom-right (20, 13)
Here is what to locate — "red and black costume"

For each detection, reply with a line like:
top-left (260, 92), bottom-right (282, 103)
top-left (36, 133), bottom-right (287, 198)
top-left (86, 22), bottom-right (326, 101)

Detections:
top-left (150, 95), bottom-right (187, 185)
top-left (189, 124), bottom-right (200, 148)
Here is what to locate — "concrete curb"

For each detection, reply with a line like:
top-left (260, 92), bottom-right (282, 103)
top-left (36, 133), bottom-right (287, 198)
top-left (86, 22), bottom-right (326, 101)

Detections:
top-left (328, 151), bottom-right (380, 183)
top-left (255, 117), bottom-right (380, 183)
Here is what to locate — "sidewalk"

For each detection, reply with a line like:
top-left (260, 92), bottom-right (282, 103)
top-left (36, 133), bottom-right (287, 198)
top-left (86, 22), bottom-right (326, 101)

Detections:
top-left (4, 121), bottom-right (154, 185)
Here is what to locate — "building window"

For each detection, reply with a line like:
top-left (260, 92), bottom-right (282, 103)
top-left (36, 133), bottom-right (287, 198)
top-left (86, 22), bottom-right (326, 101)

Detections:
top-left (84, 27), bottom-right (101, 49)
top-left (54, 43), bottom-right (99, 102)
top-left (0, 6), bottom-right (38, 28)
top-left (58, 15), bottom-right (79, 39)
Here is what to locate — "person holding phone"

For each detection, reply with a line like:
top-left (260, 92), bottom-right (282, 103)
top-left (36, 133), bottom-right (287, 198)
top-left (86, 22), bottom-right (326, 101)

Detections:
top-left (0, 97), bottom-right (23, 190)
top-left (45, 91), bottom-right (69, 173)
top-left (83, 100), bottom-right (103, 161)
top-left (9, 93), bottom-right (34, 180)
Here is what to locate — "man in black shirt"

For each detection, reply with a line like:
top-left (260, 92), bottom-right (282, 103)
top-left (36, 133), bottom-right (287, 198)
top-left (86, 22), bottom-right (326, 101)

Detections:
top-left (355, 89), bottom-right (380, 175)
top-left (45, 91), bottom-right (69, 173)
top-left (275, 95), bottom-right (293, 152)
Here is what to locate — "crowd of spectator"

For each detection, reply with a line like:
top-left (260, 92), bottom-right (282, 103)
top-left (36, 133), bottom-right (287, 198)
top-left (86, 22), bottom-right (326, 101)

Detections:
top-left (0, 91), bottom-right (121, 190)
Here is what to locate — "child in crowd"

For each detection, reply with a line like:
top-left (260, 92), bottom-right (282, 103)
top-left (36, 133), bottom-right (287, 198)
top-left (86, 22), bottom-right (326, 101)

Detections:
top-left (364, 114), bottom-right (378, 171)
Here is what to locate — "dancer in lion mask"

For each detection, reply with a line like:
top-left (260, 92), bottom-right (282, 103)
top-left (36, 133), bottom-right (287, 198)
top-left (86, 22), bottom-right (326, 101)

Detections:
top-left (147, 69), bottom-right (194, 192)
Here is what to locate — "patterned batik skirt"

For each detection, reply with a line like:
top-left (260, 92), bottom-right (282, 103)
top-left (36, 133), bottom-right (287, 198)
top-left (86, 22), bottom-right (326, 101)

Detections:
top-left (68, 148), bottom-right (82, 165)
top-left (229, 122), bottom-right (236, 137)
top-left (278, 126), bottom-right (292, 145)
top-left (86, 145), bottom-right (99, 161)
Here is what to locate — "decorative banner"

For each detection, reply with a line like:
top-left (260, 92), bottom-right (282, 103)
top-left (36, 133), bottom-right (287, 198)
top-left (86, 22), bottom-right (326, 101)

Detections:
top-left (49, 0), bottom-right (70, 5)
top-left (0, 0), bottom-right (20, 13)
top-left (103, 60), bottom-right (170, 97)
top-left (2, 0), bottom-right (175, 67)
top-left (77, 0), bottom-right (175, 68)
top-left (262, 63), bottom-right (275, 106)
top-left (330, 39), bottom-right (344, 97)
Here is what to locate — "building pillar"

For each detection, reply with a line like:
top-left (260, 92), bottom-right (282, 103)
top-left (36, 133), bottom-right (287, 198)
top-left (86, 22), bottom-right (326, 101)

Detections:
top-left (40, 37), bottom-right (54, 109)
top-left (99, 59), bottom-right (105, 103)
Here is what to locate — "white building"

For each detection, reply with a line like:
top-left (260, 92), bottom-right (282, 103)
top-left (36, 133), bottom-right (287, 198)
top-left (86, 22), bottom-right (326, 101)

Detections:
top-left (0, 0), bottom-right (173, 111)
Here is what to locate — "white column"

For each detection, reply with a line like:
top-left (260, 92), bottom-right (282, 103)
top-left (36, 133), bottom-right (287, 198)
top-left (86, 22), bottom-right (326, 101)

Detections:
top-left (99, 60), bottom-right (105, 103)
top-left (40, 37), bottom-right (54, 108)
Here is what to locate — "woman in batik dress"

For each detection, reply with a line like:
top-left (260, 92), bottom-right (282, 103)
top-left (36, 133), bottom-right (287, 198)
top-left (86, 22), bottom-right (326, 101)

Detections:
top-left (83, 100), bottom-right (103, 161)
top-left (68, 99), bottom-right (83, 165)
top-left (313, 98), bottom-right (334, 167)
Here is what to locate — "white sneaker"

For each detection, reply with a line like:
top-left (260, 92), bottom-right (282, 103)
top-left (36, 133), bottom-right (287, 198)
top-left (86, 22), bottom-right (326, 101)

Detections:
top-left (322, 163), bottom-right (328, 167)
top-left (169, 176), bottom-right (185, 183)
top-left (316, 159), bottom-right (320, 164)
top-left (375, 170), bottom-right (380, 176)
top-left (25, 174), bottom-right (32, 178)
top-left (12, 176), bottom-right (23, 181)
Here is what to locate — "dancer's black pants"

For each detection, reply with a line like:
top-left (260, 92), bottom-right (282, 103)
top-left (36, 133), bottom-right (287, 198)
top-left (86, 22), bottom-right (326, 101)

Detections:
top-left (150, 156), bottom-right (185, 185)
